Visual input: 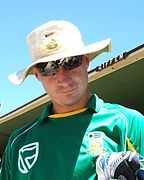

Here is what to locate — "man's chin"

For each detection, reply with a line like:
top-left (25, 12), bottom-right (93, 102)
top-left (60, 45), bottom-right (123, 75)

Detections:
top-left (58, 95), bottom-right (81, 106)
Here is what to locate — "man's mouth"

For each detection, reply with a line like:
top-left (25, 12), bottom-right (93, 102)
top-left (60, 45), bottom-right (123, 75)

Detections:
top-left (60, 88), bottom-right (77, 94)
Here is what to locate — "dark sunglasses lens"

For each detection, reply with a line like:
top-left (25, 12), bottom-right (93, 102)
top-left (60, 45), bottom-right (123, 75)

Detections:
top-left (63, 56), bottom-right (82, 70)
top-left (36, 62), bottom-right (59, 76)
top-left (36, 56), bottom-right (82, 76)
top-left (36, 63), bottom-right (47, 70)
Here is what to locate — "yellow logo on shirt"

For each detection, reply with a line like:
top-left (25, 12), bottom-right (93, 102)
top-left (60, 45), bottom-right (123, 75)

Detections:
top-left (88, 131), bottom-right (105, 157)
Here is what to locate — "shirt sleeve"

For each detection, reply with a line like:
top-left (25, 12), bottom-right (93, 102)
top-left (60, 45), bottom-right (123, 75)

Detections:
top-left (115, 105), bottom-right (144, 156)
top-left (127, 110), bottom-right (144, 156)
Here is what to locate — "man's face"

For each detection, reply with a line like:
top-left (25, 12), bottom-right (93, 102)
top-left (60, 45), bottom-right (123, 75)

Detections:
top-left (33, 56), bottom-right (89, 108)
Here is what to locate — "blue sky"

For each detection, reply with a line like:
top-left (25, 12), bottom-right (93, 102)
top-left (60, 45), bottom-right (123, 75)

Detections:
top-left (0, 0), bottom-right (144, 115)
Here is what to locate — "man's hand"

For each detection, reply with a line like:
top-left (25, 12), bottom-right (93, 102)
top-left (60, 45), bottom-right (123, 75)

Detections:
top-left (96, 151), bottom-right (142, 180)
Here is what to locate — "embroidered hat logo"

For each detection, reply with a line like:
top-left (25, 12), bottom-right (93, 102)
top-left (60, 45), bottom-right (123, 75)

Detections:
top-left (18, 142), bottom-right (39, 174)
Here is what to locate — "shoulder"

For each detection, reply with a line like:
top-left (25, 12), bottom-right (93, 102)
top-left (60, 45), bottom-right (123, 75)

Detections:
top-left (7, 119), bottom-right (39, 151)
top-left (8, 104), bottom-right (51, 149)
top-left (6, 105), bottom-right (49, 152)
top-left (103, 102), bottom-right (144, 124)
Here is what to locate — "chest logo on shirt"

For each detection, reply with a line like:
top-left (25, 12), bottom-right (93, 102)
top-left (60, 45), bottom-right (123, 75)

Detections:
top-left (18, 142), bottom-right (39, 174)
top-left (88, 131), bottom-right (104, 157)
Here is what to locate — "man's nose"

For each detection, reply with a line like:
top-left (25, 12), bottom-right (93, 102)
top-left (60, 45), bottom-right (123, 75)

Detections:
top-left (56, 67), bottom-right (70, 82)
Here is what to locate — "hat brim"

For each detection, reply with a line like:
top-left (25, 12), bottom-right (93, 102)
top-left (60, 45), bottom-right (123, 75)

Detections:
top-left (8, 38), bottom-right (111, 85)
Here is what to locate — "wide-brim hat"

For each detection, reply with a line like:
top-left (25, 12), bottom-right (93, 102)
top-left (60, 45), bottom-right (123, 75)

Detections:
top-left (8, 20), bottom-right (112, 85)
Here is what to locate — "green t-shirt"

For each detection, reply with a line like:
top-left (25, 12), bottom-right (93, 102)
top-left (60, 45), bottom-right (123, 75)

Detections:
top-left (1, 94), bottom-right (144, 180)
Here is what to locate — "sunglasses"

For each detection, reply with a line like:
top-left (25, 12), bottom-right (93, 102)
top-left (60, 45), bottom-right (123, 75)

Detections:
top-left (35, 55), bottom-right (83, 76)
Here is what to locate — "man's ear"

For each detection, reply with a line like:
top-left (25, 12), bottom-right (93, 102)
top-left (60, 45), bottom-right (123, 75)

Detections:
top-left (32, 67), bottom-right (41, 81)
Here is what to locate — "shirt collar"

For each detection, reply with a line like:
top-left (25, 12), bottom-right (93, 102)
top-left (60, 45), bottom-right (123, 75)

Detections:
top-left (38, 94), bottom-right (104, 123)
top-left (87, 94), bottom-right (104, 113)
top-left (38, 102), bottom-right (52, 123)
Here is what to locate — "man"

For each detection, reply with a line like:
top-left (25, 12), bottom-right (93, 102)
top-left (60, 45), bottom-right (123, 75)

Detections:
top-left (1, 20), bottom-right (144, 179)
